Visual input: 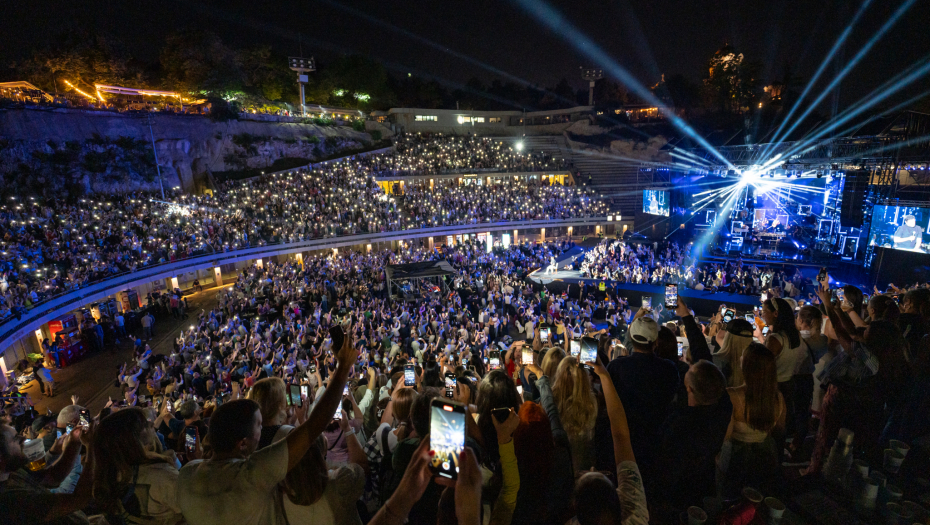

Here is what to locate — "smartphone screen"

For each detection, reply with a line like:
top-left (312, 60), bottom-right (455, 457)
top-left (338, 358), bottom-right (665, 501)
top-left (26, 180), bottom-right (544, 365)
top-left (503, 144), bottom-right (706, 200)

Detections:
top-left (837, 288), bottom-right (845, 301)
top-left (300, 385), bottom-right (308, 399)
top-left (289, 384), bottom-right (302, 407)
top-left (184, 427), bottom-right (197, 454)
top-left (664, 284), bottom-right (678, 308)
top-left (521, 348), bottom-right (534, 365)
top-left (329, 325), bottom-right (345, 350)
top-left (429, 399), bottom-right (466, 480)
top-left (677, 341), bottom-right (684, 358)
top-left (333, 406), bottom-right (342, 420)
top-left (762, 326), bottom-right (770, 336)
top-left (444, 373), bottom-right (456, 398)
top-left (570, 340), bottom-right (581, 358)
top-left (580, 336), bottom-right (598, 364)
top-left (539, 327), bottom-right (550, 342)
top-left (343, 385), bottom-right (350, 397)
top-left (516, 385), bottom-right (524, 395)
top-left (641, 296), bottom-right (652, 309)
top-left (489, 350), bottom-right (501, 370)
top-left (78, 409), bottom-right (91, 429)
top-left (744, 314), bottom-right (754, 322)
top-left (723, 309), bottom-right (736, 324)
top-left (404, 364), bottom-right (415, 386)
top-left (310, 364), bottom-right (317, 374)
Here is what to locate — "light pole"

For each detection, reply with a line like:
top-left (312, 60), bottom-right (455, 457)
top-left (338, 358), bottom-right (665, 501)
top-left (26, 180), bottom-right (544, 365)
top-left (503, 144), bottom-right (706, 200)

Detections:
top-left (145, 113), bottom-right (165, 199)
top-left (580, 67), bottom-right (604, 106)
top-left (289, 56), bottom-right (316, 117)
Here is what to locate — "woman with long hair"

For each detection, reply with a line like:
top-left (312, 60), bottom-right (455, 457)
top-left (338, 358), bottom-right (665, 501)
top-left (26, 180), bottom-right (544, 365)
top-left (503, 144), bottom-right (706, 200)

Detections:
top-left (552, 356), bottom-right (598, 471)
top-left (761, 298), bottom-right (802, 455)
top-left (712, 319), bottom-right (755, 387)
top-left (91, 407), bottom-right (185, 525)
top-left (717, 343), bottom-right (785, 498)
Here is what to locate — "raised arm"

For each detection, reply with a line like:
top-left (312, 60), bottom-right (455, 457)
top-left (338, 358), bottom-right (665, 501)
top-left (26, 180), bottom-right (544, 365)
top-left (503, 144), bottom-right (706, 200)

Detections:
top-left (676, 297), bottom-right (712, 362)
top-left (284, 333), bottom-right (357, 471)
top-left (588, 357), bottom-right (634, 464)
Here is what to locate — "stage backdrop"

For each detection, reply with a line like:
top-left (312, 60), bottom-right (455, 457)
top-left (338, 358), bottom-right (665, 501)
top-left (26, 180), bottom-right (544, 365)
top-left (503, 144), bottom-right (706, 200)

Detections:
top-left (870, 247), bottom-right (930, 289)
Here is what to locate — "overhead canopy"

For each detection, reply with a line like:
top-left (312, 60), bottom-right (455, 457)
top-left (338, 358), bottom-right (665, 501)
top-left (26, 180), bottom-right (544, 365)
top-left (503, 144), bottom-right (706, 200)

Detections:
top-left (94, 84), bottom-right (181, 98)
top-left (0, 81), bottom-right (43, 91)
top-left (384, 260), bottom-right (456, 281)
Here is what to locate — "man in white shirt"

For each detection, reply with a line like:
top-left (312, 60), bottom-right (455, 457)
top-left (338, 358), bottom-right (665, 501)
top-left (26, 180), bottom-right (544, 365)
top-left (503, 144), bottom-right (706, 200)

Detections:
top-left (177, 336), bottom-right (357, 525)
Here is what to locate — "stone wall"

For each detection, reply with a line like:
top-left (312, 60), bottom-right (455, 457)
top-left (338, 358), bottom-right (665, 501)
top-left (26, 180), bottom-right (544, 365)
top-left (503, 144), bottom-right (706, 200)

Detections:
top-left (0, 108), bottom-right (374, 194)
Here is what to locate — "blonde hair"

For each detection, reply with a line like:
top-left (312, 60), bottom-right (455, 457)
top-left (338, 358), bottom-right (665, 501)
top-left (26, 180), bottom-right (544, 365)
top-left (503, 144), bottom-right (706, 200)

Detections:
top-left (541, 347), bottom-right (566, 378)
top-left (248, 377), bottom-right (287, 426)
top-left (716, 332), bottom-right (753, 387)
top-left (551, 356), bottom-right (596, 438)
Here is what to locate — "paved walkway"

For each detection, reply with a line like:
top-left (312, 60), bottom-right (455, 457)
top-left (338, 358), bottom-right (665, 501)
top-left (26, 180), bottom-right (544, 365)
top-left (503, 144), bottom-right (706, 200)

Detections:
top-left (19, 285), bottom-right (229, 415)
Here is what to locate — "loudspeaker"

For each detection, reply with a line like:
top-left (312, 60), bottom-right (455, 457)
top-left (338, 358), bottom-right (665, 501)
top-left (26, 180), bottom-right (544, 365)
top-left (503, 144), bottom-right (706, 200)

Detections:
top-left (840, 170), bottom-right (869, 228)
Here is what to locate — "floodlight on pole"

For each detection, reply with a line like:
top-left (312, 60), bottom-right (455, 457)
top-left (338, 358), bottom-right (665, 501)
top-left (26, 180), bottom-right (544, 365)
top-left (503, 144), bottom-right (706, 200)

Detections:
top-left (580, 67), bottom-right (604, 106)
top-left (289, 56), bottom-right (316, 117)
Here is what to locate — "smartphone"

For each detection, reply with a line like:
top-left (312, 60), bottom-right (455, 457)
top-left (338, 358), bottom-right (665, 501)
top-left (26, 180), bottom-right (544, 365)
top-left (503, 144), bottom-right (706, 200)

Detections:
top-left (491, 407), bottom-right (511, 424)
top-left (65, 424), bottom-right (74, 434)
top-left (664, 284), bottom-right (678, 308)
top-left (289, 384), bottom-right (302, 407)
top-left (333, 406), bottom-right (342, 420)
top-left (762, 326), bottom-right (770, 336)
top-left (539, 327), bottom-right (550, 342)
top-left (580, 336), bottom-right (598, 364)
top-left (300, 385), bottom-right (308, 400)
top-left (516, 385), bottom-right (523, 395)
top-left (521, 348), bottom-right (534, 365)
top-left (744, 314), bottom-right (754, 323)
top-left (489, 350), bottom-right (501, 370)
top-left (722, 308), bottom-right (736, 324)
top-left (404, 364), bottom-right (416, 386)
top-left (677, 341), bottom-right (684, 358)
top-left (329, 325), bottom-right (345, 350)
top-left (343, 385), bottom-right (350, 397)
top-left (570, 340), bottom-right (581, 358)
top-left (444, 373), bottom-right (456, 399)
top-left (310, 364), bottom-right (317, 374)
top-left (78, 409), bottom-right (91, 429)
top-left (817, 267), bottom-right (827, 282)
top-left (641, 296), bottom-right (652, 309)
top-left (837, 288), bottom-right (846, 301)
top-left (184, 426), bottom-right (197, 454)
top-left (429, 399), bottom-right (466, 480)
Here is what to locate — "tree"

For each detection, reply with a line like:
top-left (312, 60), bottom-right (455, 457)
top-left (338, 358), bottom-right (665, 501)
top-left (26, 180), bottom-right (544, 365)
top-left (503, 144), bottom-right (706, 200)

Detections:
top-left (703, 45), bottom-right (761, 113)
top-left (660, 74), bottom-right (702, 112)
top-left (160, 30), bottom-right (242, 96)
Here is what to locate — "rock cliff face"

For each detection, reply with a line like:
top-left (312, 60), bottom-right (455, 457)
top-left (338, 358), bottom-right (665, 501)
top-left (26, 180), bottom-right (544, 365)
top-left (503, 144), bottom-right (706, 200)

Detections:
top-left (0, 108), bottom-right (374, 196)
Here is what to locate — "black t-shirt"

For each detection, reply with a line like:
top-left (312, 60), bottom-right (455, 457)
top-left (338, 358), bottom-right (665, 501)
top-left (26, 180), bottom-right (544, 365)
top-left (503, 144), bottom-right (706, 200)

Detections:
top-left (894, 224), bottom-right (923, 249)
top-left (606, 352), bottom-right (679, 477)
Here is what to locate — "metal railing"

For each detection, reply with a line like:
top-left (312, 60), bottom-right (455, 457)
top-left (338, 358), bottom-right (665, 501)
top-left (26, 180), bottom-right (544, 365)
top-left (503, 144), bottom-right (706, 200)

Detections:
top-left (0, 217), bottom-right (606, 350)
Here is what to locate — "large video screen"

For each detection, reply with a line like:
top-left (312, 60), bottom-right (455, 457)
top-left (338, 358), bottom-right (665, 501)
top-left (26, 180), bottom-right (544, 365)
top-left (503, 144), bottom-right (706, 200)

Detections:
top-left (643, 189), bottom-right (670, 217)
top-left (868, 205), bottom-right (930, 254)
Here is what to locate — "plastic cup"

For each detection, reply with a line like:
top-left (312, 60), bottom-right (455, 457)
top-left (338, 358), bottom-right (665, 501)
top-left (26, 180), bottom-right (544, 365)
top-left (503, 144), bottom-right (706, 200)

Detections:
top-left (765, 497), bottom-right (786, 523)
top-left (742, 487), bottom-right (764, 504)
top-left (885, 484), bottom-right (904, 502)
top-left (884, 449), bottom-right (905, 474)
top-left (687, 506), bottom-right (707, 525)
top-left (888, 439), bottom-right (910, 458)
top-left (886, 502), bottom-right (913, 525)
top-left (870, 470), bottom-right (888, 488)
top-left (853, 459), bottom-right (870, 478)
top-left (23, 439), bottom-right (46, 471)
top-left (860, 478), bottom-right (879, 510)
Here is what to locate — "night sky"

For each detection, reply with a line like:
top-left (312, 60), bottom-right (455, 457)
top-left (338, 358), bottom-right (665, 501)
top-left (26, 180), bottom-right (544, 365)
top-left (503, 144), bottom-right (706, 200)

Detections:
top-left (3, 0), bottom-right (929, 110)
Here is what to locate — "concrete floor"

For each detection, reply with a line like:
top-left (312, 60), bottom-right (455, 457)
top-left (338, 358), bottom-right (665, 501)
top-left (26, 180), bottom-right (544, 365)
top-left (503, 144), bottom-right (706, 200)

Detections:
top-left (20, 285), bottom-right (229, 415)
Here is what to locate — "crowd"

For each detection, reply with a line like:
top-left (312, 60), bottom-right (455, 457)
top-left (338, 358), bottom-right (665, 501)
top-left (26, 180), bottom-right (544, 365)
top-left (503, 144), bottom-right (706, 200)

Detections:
top-left (358, 134), bottom-right (571, 176)
top-left (3, 233), bottom-right (928, 525)
top-left (0, 138), bottom-right (602, 322)
top-left (579, 239), bottom-right (823, 298)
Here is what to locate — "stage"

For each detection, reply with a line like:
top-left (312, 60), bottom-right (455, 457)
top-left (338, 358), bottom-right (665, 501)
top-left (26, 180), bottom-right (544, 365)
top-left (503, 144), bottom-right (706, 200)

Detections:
top-left (527, 268), bottom-right (763, 317)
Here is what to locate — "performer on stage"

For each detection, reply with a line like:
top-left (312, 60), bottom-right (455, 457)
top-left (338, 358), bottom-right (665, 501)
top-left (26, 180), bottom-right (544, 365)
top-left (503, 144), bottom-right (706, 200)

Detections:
top-left (893, 215), bottom-right (924, 251)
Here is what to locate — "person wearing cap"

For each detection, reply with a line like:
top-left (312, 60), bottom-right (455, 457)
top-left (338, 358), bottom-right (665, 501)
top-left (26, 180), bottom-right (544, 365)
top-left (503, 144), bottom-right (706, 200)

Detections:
top-left (605, 312), bottom-right (680, 487)
top-left (892, 214), bottom-right (923, 251)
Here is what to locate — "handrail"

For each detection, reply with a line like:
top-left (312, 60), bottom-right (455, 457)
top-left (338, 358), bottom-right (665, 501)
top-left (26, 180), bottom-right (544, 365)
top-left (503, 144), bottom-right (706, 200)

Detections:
top-left (0, 217), bottom-right (607, 350)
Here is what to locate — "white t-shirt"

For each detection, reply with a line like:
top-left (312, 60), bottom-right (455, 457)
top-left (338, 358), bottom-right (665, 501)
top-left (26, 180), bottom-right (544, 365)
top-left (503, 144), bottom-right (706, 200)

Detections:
top-left (135, 461), bottom-right (184, 525)
top-left (768, 332), bottom-right (803, 383)
top-left (283, 463), bottom-right (365, 525)
top-left (177, 438), bottom-right (289, 525)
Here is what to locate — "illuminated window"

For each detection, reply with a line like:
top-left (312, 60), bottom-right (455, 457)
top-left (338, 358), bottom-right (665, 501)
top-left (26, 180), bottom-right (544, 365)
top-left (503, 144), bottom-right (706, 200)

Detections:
top-left (473, 117), bottom-right (485, 123)
top-left (457, 116), bottom-right (471, 124)
top-left (489, 117), bottom-right (502, 123)
top-left (415, 115), bottom-right (437, 122)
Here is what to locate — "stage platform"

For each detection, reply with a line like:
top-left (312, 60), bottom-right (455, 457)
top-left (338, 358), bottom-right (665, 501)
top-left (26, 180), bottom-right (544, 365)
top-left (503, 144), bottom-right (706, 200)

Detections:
top-left (527, 269), bottom-right (762, 317)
